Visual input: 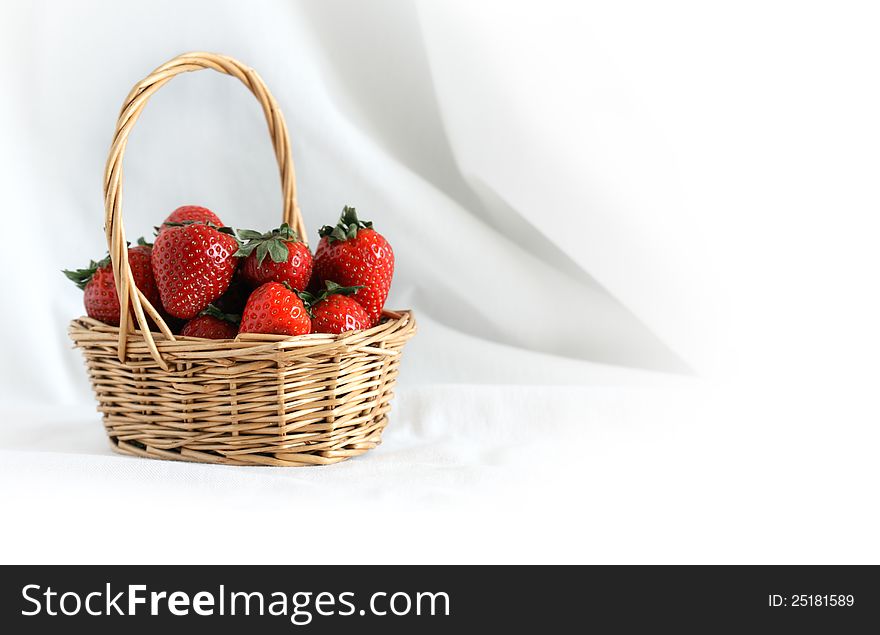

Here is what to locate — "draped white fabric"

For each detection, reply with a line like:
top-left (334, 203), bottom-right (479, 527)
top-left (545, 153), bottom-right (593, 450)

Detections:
top-left (1, 1), bottom-right (878, 563)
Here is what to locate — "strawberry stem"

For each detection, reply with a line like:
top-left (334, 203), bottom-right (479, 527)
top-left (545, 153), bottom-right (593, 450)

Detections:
top-left (318, 205), bottom-right (373, 242)
top-left (234, 223), bottom-right (301, 265)
top-left (200, 304), bottom-right (241, 325)
top-left (297, 280), bottom-right (363, 309)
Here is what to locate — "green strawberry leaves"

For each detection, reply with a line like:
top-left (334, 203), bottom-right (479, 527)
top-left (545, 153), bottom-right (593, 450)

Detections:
top-left (63, 261), bottom-right (101, 290)
top-left (155, 220), bottom-right (236, 237)
top-left (323, 280), bottom-right (364, 297)
top-left (297, 280), bottom-right (363, 309)
top-left (318, 205), bottom-right (374, 242)
top-left (266, 239), bottom-right (288, 264)
top-left (64, 237), bottom-right (152, 289)
top-left (234, 223), bottom-right (301, 266)
top-left (200, 304), bottom-right (241, 325)
top-left (63, 255), bottom-right (111, 289)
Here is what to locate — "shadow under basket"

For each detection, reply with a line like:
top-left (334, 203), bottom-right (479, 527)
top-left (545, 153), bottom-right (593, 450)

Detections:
top-left (69, 312), bottom-right (416, 466)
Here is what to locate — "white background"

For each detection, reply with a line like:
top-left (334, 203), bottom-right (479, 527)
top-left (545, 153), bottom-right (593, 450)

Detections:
top-left (1, 0), bottom-right (878, 563)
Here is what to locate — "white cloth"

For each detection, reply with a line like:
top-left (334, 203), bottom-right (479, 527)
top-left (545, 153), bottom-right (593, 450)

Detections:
top-left (1, 1), bottom-right (879, 563)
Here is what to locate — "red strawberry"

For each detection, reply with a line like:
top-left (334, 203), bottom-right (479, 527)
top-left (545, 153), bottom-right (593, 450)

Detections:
top-left (236, 223), bottom-right (313, 291)
top-left (301, 281), bottom-right (371, 334)
top-left (151, 222), bottom-right (239, 319)
top-left (180, 305), bottom-right (239, 339)
top-left (239, 282), bottom-right (311, 336)
top-left (159, 205), bottom-right (223, 233)
top-left (64, 240), bottom-right (161, 326)
top-left (298, 280), bottom-right (372, 333)
top-left (311, 294), bottom-right (371, 334)
top-left (313, 206), bottom-right (394, 325)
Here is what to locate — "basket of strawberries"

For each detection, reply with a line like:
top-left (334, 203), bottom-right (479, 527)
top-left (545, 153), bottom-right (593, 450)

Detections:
top-left (65, 52), bottom-right (416, 466)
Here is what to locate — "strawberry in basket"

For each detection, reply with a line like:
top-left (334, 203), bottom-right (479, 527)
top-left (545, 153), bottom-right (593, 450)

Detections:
top-left (239, 281), bottom-right (311, 336)
top-left (151, 219), bottom-right (239, 319)
top-left (236, 223), bottom-right (313, 291)
top-left (180, 304), bottom-right (239, 339)
top-left (301, 281), bottom-right (371, 334)
top-left (64, 239), bottom-right (161, 326)
top-left (314, 206), bottom-right (394, 325)
top-left (157, 205), bottom-right (223, 233)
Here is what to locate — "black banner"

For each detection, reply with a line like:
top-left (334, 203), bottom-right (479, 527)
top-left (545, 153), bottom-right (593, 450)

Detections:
top-left (0, 566), bottom-right (876, 632)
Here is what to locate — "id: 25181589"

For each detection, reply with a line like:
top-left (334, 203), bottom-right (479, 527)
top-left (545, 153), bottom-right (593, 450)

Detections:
top-left (769, 595), bottom-right (855, 607)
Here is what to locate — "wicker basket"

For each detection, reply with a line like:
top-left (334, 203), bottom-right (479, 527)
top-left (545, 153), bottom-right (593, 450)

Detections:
top-left (68, 52), bottom-right (416, 467)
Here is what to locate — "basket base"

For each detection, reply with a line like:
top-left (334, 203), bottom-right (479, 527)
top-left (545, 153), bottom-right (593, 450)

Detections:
top-left (107, 416), bottom-right (388, 467)
top-left (70, 311), bottom-right (415, 468)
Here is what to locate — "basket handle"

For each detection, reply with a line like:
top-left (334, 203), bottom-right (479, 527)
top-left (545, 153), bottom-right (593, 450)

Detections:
top-left (103, 52), bottom-right (304, 370)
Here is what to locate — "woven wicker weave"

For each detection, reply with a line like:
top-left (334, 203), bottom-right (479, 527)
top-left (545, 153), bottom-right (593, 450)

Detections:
top-left (68, 52), bottom-right (416, 466)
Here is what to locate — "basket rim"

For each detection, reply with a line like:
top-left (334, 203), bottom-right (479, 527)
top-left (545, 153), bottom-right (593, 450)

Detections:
top-left (69, 309), bottom-right (416, 359)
